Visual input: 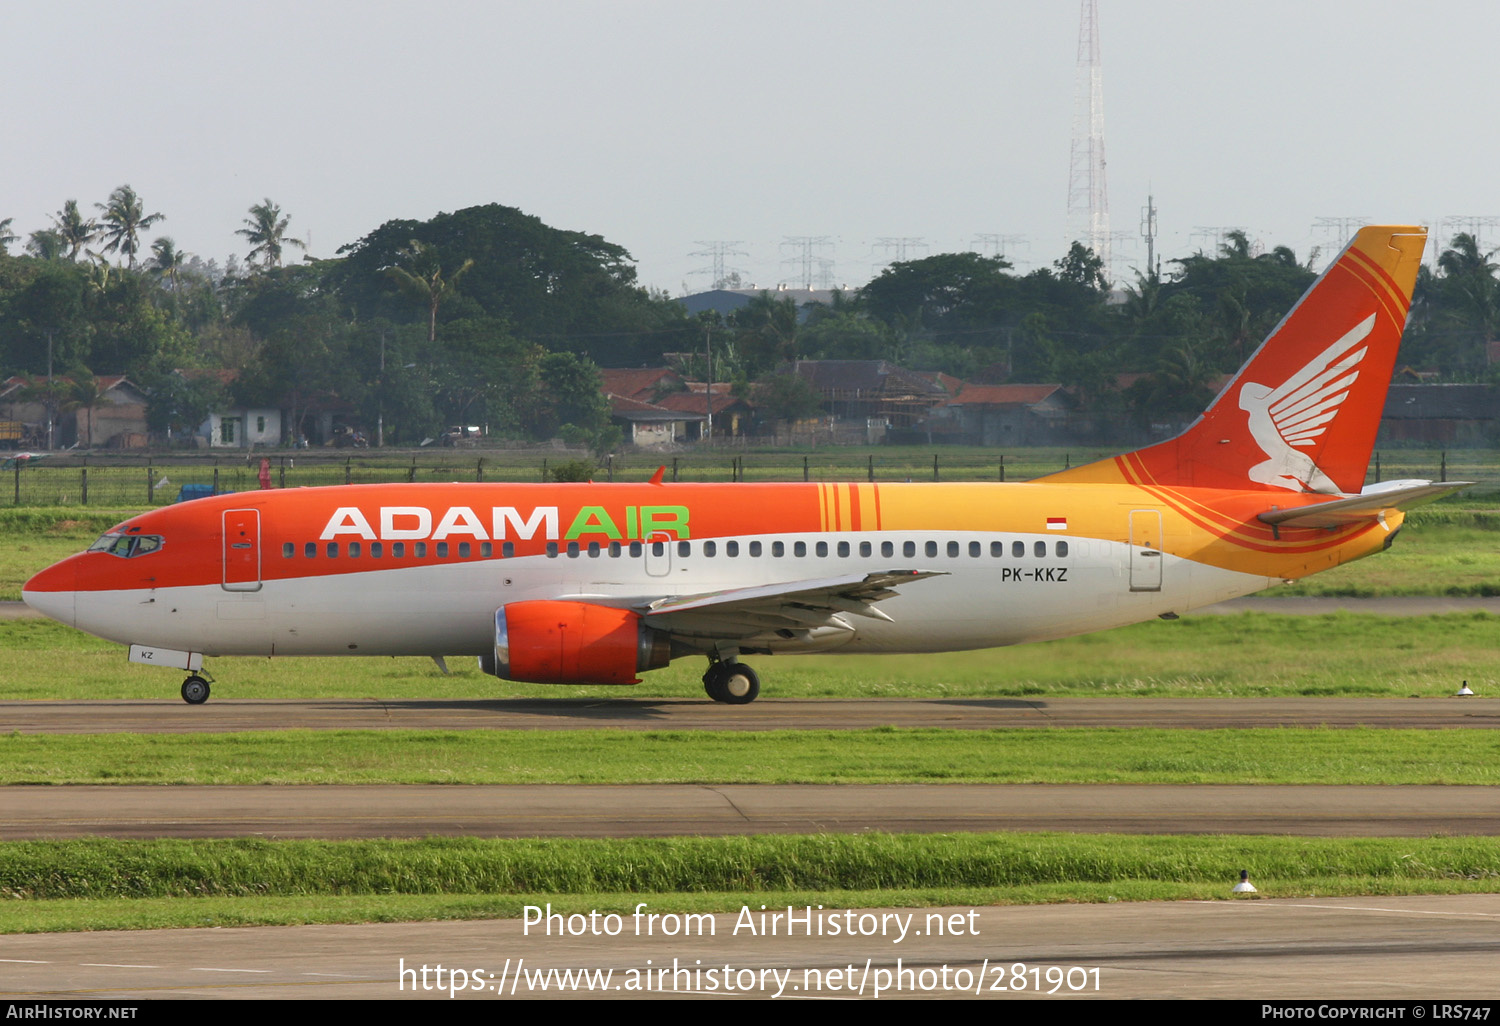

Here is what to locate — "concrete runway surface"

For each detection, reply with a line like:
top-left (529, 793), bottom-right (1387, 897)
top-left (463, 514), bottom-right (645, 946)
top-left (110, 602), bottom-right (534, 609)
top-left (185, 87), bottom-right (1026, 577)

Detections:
top-left (4, 782), bottom-right (1500, 840)
top-left (5, 695), bottom-right (1497, 733)
top-left (4, 895), bottom-right (1500, 1000)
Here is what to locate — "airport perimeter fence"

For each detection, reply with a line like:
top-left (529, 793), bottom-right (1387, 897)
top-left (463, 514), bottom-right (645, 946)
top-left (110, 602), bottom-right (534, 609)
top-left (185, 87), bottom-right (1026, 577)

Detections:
top-left (3, 447), bottom-right (1497, 508)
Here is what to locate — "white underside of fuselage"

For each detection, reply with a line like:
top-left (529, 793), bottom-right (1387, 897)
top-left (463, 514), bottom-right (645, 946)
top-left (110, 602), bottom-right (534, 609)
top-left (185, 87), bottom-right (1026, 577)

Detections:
top-left (50, 530), bottom-right (1274, 664)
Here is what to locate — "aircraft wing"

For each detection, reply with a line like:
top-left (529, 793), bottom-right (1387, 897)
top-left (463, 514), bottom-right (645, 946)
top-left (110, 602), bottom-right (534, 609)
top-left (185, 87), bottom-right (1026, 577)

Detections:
top-left (639, 570), bottom-right (946, 637)
top-left (1257, 480), bottom-right (1471, 529)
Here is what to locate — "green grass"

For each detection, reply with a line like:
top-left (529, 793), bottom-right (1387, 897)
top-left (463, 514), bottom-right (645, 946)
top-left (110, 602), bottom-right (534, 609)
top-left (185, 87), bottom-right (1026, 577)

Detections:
top-left (2, 833), bottom-right (1497, 933)
top-left (4, 611), bottom-right (1498, 700)
top-left (3, 727), bottom-right (1498, 785)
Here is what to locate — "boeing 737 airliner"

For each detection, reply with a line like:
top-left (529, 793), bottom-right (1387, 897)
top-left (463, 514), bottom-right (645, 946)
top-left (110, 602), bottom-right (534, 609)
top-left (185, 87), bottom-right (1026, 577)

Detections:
top-left (24, 226), bottom-right (1459, 704)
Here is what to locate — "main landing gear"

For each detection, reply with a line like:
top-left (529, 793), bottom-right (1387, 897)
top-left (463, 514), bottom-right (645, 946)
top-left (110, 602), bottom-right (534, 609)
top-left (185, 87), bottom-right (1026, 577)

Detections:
top-left (180, 674), bottom-right (211, 705)
top-left (703, 660), bottom-right (760, 705)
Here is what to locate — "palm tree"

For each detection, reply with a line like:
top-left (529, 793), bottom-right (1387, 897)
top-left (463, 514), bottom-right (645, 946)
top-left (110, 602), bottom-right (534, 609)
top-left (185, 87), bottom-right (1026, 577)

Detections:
top-left (149, 237), bottom-right (188, 292)
top-left (0, 217), bottom-right (16, 255)
top-left (95, 185), bottom-right (164, 268)
top-left (67, 374), bottom-right (112, 448)
top-left (26, 229), bottom-right (65, 261)
top-left (237, 198), bottom-right (305, 270)
top-left (52, 200), bottom-right (97, 261)
top-left (383, 240), bottom-right (474, 344)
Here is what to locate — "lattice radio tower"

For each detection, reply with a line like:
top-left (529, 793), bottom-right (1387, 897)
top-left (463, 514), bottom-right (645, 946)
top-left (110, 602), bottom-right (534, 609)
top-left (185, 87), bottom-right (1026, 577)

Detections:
top-left (1066, 0), bottom-right (1110, 281)
top-left (689, 240), bottom-right (749, 289)
top-left (780, 236), bottom-right (835, 288)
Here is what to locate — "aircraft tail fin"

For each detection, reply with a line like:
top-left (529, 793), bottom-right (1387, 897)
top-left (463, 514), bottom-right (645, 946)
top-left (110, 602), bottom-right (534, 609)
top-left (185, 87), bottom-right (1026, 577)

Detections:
top-left (1045, 226), bottom-right (1427, 494)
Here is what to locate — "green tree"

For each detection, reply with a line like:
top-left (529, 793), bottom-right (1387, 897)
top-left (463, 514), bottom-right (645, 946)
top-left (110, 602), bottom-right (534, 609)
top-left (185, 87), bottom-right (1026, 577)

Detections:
top-left (52, 200), bottom-right (97, 261)
top-left (95, 185), bottom-right (164, 268)
top-left (0, 217), bottom-right (16, 255)
top-left (149, 237), bottom-right (188, 292)
top-left (237, 199), bottom-right (305, 270)
top-left (730, 292), bottom-right (800, 376)
top-left (383, 239), bottom-right (475, 345)
top-left (26, 229), bottom-right (66, 261)
top-left (528, 351), bottom-right (608, 440)
top-left (330, 204), bottom-right (680, 365)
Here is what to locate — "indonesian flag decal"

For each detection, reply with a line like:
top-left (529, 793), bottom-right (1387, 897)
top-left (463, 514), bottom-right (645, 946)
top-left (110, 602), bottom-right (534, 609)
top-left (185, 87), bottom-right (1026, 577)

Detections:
top-left (1046, 517), bottom-right (1067, 531)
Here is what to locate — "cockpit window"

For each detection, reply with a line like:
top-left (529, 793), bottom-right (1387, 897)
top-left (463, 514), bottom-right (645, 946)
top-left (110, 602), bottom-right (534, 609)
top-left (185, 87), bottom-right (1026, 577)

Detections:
top-left (88, 531), bottom-right (164, 558)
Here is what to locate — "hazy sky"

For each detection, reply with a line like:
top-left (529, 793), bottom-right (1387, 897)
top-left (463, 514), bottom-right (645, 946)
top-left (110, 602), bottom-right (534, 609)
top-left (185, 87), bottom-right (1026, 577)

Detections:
top-left (4, 1), bottom-right (1494, 292)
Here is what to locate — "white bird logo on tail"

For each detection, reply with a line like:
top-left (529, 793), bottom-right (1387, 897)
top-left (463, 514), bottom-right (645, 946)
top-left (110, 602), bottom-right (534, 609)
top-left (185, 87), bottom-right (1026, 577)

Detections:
top-left (1237, 313), bottom-right (1375, 492)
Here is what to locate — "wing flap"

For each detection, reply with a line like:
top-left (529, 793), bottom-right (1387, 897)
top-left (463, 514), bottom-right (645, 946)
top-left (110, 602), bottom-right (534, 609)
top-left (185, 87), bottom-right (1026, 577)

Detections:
top-left (642, 570), bottom-right (945, 637)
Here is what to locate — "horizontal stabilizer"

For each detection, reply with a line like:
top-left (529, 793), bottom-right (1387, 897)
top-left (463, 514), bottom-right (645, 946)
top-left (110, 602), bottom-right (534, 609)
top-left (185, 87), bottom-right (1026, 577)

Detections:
top-left (1258, 480), bottom-right (1471, 528)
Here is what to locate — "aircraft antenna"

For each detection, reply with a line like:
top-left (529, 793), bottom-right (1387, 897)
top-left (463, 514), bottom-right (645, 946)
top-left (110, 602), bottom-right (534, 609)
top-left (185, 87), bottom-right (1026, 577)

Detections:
top-left (1066, 0), bottom-right (1110, 282)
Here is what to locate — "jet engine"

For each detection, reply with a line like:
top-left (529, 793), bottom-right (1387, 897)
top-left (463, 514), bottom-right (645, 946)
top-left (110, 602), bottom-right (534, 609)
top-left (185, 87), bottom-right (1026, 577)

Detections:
top-left (480, 600), bottom-right (672, 684)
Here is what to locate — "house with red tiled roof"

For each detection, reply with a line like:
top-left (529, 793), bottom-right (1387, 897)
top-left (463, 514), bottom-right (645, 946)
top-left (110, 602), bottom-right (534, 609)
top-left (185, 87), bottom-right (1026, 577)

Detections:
top-left (653, 389), bottom-right (755, 438)
top-left (924, 382), bottom-right (1077, 446)
top-left (599, 367), bottom-right (685, 403)
top-left (606, 393), bottom-right (704, 447)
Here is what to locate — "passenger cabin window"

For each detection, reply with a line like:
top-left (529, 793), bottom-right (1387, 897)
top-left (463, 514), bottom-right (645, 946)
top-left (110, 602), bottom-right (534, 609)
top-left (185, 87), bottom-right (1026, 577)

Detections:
top-left (459, 542), bottom-right (471, 558)
top-left (749, 541), bottom-right (762, 557)
top-left (282, 542), bottom-right (294, 559)
top-left (969, 541), bottom-right (981, 557)
top-left (587, 542), bottom-right (600, 557)
top-left (326, 543), bottom-right (339, 558)
top-left (794, 541), bottom-right (806, 557)
top-left (437, 542), bottom-right (450, 558)
top-left (371, 543), bottom-right (383, 558)
top-left (903, 541), bottom-right (916, 558)
top-left (305, 542), bottom-right (317, 558)
top-left (859, 541), bottom-right (871, 557)
top-left (678, 541), bottom-right (691, 557)
top-left (1058, 541), bottom-right (1069, 557)
top-left (1012, 541), bottom-right (1024, 557)
top-left (991, 541), bottom-right (1004, 557)
top-left (947, 541), bottom-right (960, 558)
top-left (503, 542), bottom-right (515, 558)
top-left (393, 543), bottom-right (406, 558)
top-left (726, 541), bottom-right (739, 557)
top-left (881, 541), bottom-right (894, 558)
top-left (818, 541), bottom-right (829, 557)
top-left (415, 542), bottom-right (428, 558)
top-left (703, 540), bottom-right (717, 557)
top-left (772, 541), bottom-right (785, 557)
top-left (1034, 541), bottom-right (1046, 557)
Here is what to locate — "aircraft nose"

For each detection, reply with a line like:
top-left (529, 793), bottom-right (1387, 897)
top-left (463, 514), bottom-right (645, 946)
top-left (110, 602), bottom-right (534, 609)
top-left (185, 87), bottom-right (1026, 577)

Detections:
top-left (23, 559), bottom-right (77, 627)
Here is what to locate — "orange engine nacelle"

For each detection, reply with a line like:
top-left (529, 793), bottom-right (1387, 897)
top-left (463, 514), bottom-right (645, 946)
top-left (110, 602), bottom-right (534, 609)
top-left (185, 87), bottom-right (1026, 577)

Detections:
top-left (485, 600), bottom-right (672, 685)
